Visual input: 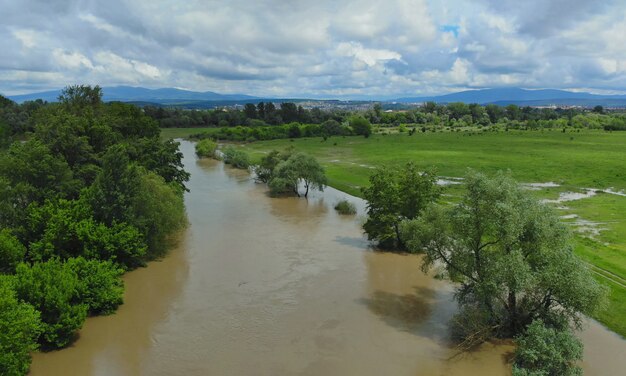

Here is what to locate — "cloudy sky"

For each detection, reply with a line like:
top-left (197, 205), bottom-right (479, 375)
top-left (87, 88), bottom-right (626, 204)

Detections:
top-left (1, 0), bottom-right (625, 98)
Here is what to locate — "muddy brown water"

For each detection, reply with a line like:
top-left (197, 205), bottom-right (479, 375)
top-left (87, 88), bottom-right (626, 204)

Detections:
top-left (30, 140), bottom-right (626, 375)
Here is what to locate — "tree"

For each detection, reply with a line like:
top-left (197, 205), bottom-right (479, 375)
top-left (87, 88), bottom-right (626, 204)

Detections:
top-left (320, 119), bottom-right (344, 137)
top-left (362, 163), bottom-right (440, 249)
top-left (254, 148), bottom-right (293, 183)
top-left (400, 171), bottom-right (607, 344)
top-left (268, 153), bottom-right (327, 198)
top-left (349, 115), bottom-right (372, 137)
top-left (0, 230), bottom-right (26, 274)
top-left (85, 144), bottom-right (140, 226)
top-left (0, 276), bottom-right (41, 376)
top-left (280, 102), bottom-right (299, 123)
top-left (592, 105), bottom-right (604, 114)
top-left (58, 85), bottom-right (103, 111)
top-left (14, 259), bottom-right (87, 348)
top-left (513, 320), bottom-right (583, 376)
top-left (131, 170), bottom-right (186, 256)
top-left (66, 258), bottom-right (124, 315)
top-left (244, 103), bottom-right (258, 119)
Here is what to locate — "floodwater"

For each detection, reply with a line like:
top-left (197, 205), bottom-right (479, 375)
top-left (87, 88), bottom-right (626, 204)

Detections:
top-left (30, 140), bottom-right (626, 375)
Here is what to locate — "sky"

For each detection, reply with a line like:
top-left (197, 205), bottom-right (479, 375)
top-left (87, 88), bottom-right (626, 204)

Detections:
top-left (1, 0), bottom-right (626, 98)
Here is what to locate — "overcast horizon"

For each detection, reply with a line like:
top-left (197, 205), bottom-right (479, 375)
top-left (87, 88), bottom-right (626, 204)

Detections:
top-left (2, 0), bottom-right (626, 98)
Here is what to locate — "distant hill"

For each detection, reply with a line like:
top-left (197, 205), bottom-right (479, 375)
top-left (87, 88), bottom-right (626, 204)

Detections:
top-left (395, 88), bottom-right (626, 106)
top-left (7, 86), bottom-right (259, 104)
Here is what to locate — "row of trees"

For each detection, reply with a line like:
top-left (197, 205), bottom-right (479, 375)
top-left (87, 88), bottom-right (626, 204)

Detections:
top-left (362, 166), bottom-right (606, 375)
top-left (190, 116), bottom-right (371, 143)
top-left (138, 98), bottom-right (626, 131)
top-left (0, 86), bottom-right (189, 374)
top-left (194, 142), bottom-right (327, 199)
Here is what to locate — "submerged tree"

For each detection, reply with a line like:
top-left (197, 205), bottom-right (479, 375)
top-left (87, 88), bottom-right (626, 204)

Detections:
top-left (362, 163), bottom-right (440, 249)
top-left (268, 152), bottom-right (327, 198)
top-left (400, 171), bottom-right (607, 350)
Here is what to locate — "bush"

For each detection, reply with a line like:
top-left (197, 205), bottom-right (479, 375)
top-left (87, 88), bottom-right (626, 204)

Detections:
top-left (513, 320), bottom-right (583, 376)
top-left (222, 146), bottom-right (251, 169)
top-left (195, 139), bottom-right (218, 158)
top-left (66, 258), bottom-right (124, 315)
top-left (14, 259), bottom-right (87, 348)
top-left (334, 200), bottom-right (356, 215)
top-left (349, 116), bottom-right (372, 138)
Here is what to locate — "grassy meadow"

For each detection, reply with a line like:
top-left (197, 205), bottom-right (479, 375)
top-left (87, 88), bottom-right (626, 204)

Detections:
top-left (167, 127), bottom-right (626, 337)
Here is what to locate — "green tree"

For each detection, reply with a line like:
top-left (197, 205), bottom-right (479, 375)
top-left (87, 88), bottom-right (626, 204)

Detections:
top-left (513, 320), bottom-right (583, 376)
top-left (0, 276), bottom-right (41, 376)
top-left (362, 163), bottom-right (440, 249)
top-left (254, 148), bottom-right (293, 183)
top-left (14, 259), bottom-right (87, 348)
top-left (131, 170), bottom-right (186, 256)
top-left (349, 115), bottom-right (372, 137)
top-left (244, 103), bottom-right (258, 119)
top-left (0, 230), bottom-right (26, 274)
top-left (66, 258), bottom-right (124, 315)
top-left (86, 144), bottom-right (140, 226)
top-left (58, 85), bottom-right (103, 112)
top-left (400, 171), bottom-right (607, 343)
top-left (268, 153), bottom-right (327, 198)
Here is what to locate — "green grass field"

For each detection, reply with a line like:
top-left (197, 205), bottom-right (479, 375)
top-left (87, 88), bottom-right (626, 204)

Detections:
top-left (165, 128), bottom-right (626, 337)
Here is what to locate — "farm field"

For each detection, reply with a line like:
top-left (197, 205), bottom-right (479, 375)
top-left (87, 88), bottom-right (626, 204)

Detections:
top-left (168, 128), bottom-right (626, 337)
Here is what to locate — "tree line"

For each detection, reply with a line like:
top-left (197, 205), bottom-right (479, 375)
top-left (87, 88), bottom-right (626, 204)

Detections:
top-left (137, 100), bottom-right (626, 132)
top-left (0, 85), bottom-right (188, 375)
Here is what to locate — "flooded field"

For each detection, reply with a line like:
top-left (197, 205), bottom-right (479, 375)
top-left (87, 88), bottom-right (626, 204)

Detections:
top-left (30, 140), bottom-right (626, 375)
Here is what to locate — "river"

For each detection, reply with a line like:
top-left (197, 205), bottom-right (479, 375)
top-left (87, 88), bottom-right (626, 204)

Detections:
top-left (30, 140), bottom-right (626, 375)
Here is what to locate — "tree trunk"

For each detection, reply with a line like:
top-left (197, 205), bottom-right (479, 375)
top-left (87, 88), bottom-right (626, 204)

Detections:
top-left (304, 182), bottom-right (309, 198)
top-left (507, 291), bottom-right (518, 334)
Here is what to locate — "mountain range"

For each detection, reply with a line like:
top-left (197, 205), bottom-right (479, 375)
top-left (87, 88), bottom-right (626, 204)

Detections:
top-left (395, 87), bottom-right (626, 106)
top-left (7, 86), bottom-right (258, 104)
top-left (5, 86), bottom-right (626, 107)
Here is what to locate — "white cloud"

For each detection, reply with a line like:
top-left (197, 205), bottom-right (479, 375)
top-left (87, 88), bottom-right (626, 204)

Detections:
top-left (12, 29), bottom-right (38, 48)
top-left (0, 0), bottom-right (625, 97)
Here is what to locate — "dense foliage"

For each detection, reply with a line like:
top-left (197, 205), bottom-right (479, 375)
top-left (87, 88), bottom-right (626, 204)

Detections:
top-left (399, 171), bottom-right (606, 372)
top-left (0, 86), bottom-right (188, 374)
top-left (221, 146), bottom-right (251, 169)
top-left (195, 139), bottom-right (218, 158)
top-left (0, 277), bottom-right (41, 376)
top-left (513, 320), bottom-right (583, 376)
top-left (362, 163), bottom-right (440, 249)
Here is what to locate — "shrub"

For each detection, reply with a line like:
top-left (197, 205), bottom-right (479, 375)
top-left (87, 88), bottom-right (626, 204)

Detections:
top-left (195, 139), bottom-right (218, 158)
top-left (513, 320), bottom-right (583, 376)
top-left (222, 146), bottom-right (251, 169)
top-left (334, 200), bottom-right (356, 215)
